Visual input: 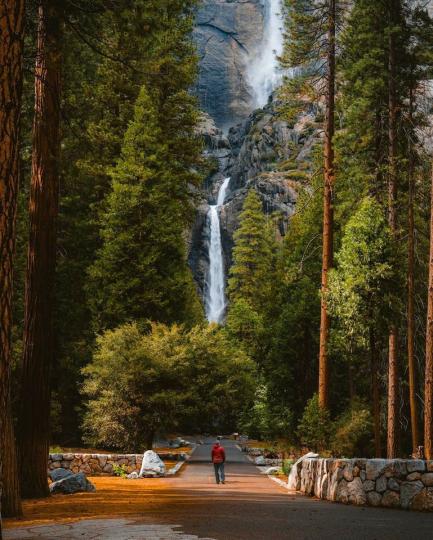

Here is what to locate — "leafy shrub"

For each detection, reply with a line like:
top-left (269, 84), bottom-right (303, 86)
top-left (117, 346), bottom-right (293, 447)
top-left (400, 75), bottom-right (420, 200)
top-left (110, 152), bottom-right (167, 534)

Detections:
top-left (112, 464), bottom-right (129, 478)
top-left (82, 322), bottom-right (256, 451)
top-left (331, 404), bottom-right (373, 457)
top-left (296, 394), bottom-right (332, 451)
top-left (282, 459), bottom-right (293, 476)
top-left (239, 384), bottom-right (293, 440)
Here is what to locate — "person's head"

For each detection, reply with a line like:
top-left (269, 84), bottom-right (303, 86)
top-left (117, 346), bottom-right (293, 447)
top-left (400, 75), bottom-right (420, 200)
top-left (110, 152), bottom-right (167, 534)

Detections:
top-left (215, 441), bottom-right (220, 446)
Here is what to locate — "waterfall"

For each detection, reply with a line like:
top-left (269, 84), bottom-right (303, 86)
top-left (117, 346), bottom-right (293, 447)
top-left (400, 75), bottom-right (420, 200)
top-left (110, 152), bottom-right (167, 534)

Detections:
top-left (248, 0), bottom-right (284, 108)
top-left (206, 178), bottom-right (230, 323)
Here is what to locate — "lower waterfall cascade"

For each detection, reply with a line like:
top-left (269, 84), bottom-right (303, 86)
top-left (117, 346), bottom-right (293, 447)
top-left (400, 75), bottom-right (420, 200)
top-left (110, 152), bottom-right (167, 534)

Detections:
top-left (205, 178), bottom-right (231, 323)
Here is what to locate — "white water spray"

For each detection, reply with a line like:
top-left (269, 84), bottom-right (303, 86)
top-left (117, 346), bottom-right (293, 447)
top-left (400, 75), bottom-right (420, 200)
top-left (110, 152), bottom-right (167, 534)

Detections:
top-left (206, 178), bottom-right (230, 323)
top-left (248, 0), bottom-right (284, 108)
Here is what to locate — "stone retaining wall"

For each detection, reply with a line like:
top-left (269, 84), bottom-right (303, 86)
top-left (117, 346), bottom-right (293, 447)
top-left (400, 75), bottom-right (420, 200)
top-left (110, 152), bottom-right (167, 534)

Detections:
top-left (288, 458), bottom-right (433, 511)
top-left (48, 453), bottom-right (188, 476)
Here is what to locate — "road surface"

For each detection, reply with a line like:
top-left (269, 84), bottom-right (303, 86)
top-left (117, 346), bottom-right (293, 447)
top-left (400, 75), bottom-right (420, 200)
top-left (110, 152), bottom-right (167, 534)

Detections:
top-left (4, 439), bottom-right (433, 539)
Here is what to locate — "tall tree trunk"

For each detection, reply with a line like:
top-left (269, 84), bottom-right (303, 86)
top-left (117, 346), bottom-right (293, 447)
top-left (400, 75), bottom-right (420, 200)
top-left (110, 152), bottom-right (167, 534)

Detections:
top-left (387, 0), bottom-right (399, 459)
top-left (425, 163), bottom-right (433, 460)
top-left (407, 92), bottom-right (420, 455)
top-left (318, 0), bottom-right (336, 410)
top-left (0, 0), bottom-right (25, 520)
top-left (18, 0), bottom-right (62, 499)
top-left (370, 328), bottom-right (382, 458)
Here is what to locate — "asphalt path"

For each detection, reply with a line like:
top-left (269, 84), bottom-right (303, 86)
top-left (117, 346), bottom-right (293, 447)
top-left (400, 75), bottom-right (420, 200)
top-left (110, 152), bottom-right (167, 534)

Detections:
top-left (148, 439), bottom-right (433, 540)
top-left (5, 439), bottom-right (433, 539)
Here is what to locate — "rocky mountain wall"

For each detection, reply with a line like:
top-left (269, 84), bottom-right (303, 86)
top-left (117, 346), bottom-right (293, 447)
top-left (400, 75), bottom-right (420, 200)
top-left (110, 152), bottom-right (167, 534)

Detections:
top-left (194, 0), bottom-right (265, 128)
top-left (190, 0), bottom-right (320, 303)
top-left (189, 101), bottom-right (321, 296)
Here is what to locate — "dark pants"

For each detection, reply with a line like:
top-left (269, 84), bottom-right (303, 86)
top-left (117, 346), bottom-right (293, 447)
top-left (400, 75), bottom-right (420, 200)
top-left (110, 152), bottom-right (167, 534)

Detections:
top-left (214, 462), bottom-right (225, 483)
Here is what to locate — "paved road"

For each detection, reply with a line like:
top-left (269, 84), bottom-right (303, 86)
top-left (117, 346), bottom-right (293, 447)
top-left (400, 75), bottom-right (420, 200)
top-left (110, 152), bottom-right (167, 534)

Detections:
top-left (5, 440), bottom-right (433, 539)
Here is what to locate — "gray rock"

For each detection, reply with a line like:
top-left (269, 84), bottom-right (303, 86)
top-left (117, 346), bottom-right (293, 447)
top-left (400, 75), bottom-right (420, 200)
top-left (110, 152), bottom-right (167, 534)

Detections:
top-left (375, 475), bottom-right (387, 493)
top-left (50, 453), bottom-right (63, 462)
top-left (400, 480), bottom-right (424, 509)
top-left (407, 472), bottom-right (422, 481)
top-left (422, 472), bottom-right (433, 486)
top-left (381, 490), bottom-right (400, 508)
top-left (406, 460), bottom-right (426, 473)
top-left (412, 487), bottom-right (433, 511)
top-left (194, 0), bottom-right (265, 128)
top-left (343, 464), bottom-right (354, 482)
top-left (48, 468), bottom-right (73, 483)
top-left (363, 480), bottom-right (375, 492)
top-left (366, 459), bottom-right (387, 480)
top-left (347, 477), bottom-right (366, 506)
top-left (367, 491), bottom-right (382, 507)
top-left (49, 472), bottom-right (95, 495)
top-left (255, 456), bottom-right (266, 466)
top-left (386, 460), bottom-right (407, 478)
top-left (388, 478), bottom-right (400, 492)
top-left (336, 480), bottom-right (349, 504)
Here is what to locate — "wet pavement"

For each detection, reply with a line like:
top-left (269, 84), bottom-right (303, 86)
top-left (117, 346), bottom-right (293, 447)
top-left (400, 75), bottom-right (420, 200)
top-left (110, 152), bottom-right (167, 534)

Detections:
top-left (4, 439), bottom-right (433, 539)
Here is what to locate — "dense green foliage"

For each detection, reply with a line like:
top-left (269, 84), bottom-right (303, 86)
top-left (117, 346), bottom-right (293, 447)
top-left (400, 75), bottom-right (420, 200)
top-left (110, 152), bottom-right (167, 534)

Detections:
top-left (8, 0), bottom-right (433, 459)
top-left (327, 197), bottom-right (399, 355)
top-left (88, 85), bottom-right (202, 330)
top-left (82, 323), bottom-right (256, 450)
top-left (226, 0), bottom-right (433, 458)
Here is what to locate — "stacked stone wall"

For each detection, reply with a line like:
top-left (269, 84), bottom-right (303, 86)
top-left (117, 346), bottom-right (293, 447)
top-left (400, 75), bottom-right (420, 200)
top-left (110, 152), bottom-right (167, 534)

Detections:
top-left (289, 458), bottom-right (433, 511)
top-left (48, 453), bottom-right (187, 476)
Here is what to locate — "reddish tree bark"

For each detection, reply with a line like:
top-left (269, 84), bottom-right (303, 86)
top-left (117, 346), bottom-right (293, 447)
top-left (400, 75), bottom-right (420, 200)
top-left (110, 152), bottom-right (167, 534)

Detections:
top-left (318, 0), bottom-right (336, 410)
top-left (387, 0), bottom-right (399, 459)
top-left (370, 328), bottom-right (382, 457)
top-left (407, 94), bottom-right (420, 455)
top-left (0, 0), bottom-right (25, 520)
top-left (425, 164), bottom-right (433, 460)
top-left (19, 0), bottom-right (62, 499)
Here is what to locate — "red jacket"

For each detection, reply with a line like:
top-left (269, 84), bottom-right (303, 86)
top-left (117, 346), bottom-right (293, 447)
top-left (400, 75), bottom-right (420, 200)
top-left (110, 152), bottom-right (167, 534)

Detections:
top-left (211, 444), bottom-right (226, 464)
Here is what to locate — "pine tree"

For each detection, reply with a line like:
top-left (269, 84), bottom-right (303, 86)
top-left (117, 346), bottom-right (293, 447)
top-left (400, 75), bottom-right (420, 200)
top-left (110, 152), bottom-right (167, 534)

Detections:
top-left (50, 0), bottom-right (201, 440)
top-left (0, 0), bottom-right (25, 519)
top-left (327, 197), bottom-right (399, 457)
top-left (282, 0), bottom-right (345, 409)
top-left (228, 189), bottom-right (274, 313)
top-left (337, 0), bottom-right (426, 458)
top-left (88, 84), bottom-right (202, 330)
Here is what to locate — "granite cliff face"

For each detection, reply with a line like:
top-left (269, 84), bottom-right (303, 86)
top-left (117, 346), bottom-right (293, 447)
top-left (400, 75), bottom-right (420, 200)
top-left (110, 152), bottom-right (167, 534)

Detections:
top-left (194, 0), bottom-right (265, 128)
top-left (191, 0), bottom-right (318, 303)
top-left (189, 100), bottom-right (321, 297)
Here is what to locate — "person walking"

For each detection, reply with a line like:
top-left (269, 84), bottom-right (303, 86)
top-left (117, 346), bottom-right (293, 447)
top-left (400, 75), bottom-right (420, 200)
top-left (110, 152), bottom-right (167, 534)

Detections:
top-left (211, 440), bottom-right (226, 484)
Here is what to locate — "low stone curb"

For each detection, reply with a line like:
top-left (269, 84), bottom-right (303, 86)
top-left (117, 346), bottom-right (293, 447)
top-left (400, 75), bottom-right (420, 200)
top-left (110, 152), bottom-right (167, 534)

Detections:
top-left (268, 475), bottom-right (292, 491)
top-left (166, 445), bottom-right (197, 476)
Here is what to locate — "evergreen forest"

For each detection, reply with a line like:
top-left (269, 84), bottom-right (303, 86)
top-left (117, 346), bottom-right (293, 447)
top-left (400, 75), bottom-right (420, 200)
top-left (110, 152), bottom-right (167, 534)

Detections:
top-left (2, 0), bottom-right (433, 525)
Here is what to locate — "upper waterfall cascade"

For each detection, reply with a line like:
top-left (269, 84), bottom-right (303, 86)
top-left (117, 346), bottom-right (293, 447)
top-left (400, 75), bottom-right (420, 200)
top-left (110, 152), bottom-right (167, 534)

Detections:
top-left (206, 178), bottom-right (231, 323)
top-left (248, 0), bottom-right (284, 108)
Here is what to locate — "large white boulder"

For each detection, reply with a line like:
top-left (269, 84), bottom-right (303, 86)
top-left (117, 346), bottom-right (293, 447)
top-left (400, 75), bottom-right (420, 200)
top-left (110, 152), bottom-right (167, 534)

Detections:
top-left (139, 450), bottom-right (166, 477)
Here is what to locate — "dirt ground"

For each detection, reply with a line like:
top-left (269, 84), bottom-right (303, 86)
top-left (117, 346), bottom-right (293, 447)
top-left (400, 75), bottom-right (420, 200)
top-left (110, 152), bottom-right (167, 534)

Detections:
top-left (3, 475), bottom-right (175, 530)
